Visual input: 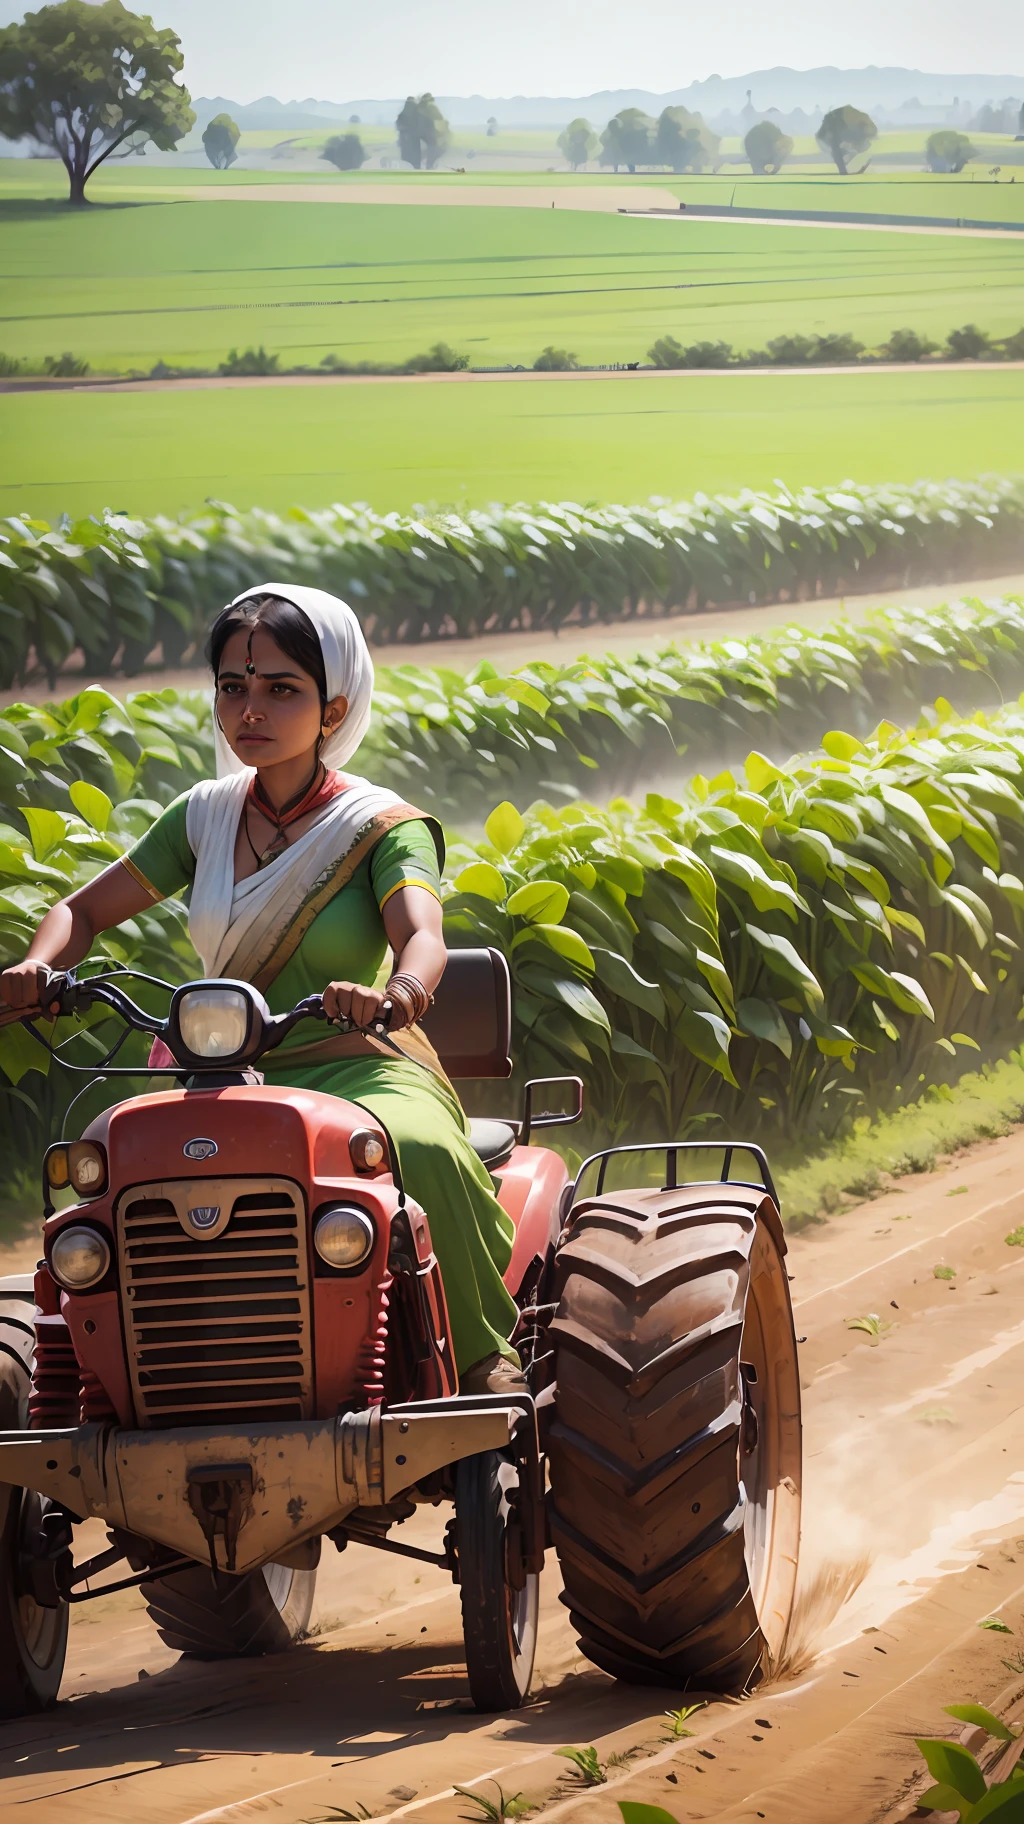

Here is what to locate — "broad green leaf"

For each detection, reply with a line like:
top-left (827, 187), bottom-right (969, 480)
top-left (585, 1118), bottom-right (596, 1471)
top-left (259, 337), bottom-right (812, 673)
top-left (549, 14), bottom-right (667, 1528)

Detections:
top-left (677, 1006), bottom-right (738, 1086)
top-left (943, 1704), bottom-right (1017, 1743)
top-left (966, 1785), bottom-right (1024, 1822)
top-left (484, 802), bottom-right (525, 855)
top-left (618, 1807), bottom-right (682, 1824)
top-left (507, 880), bottom-right (569, 925)
top-left (454, 862), bottom-right (507, 903)
top-left (822, 729), bottom-right (866, 760)
top-left (746, 925), bottom-right (824, 1007)
top-left (21, 806), bottom-right (68, 862)
top-left (736, 996), bottom-right (792, 1059)
top-left (0, 1020), bottom-right (51, 1085)
top-left (745, 751), bottom-right (782, 792)
top-left (919, 1783), bottom-right (973, 1818)
top-left (915, 1741), bottom-right (986, 1805)
top-left (590, 948), bottom-right (665, 1022)
top-left (511, 922), bottom-right (594, 972)
top-left (69, 780), bottom-right (113, 832)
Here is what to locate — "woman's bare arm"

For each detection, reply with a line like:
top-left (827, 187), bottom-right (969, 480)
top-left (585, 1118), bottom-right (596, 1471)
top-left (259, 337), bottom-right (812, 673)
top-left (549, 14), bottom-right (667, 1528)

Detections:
top-left (323, 886), bottom-right (446, 1029)
top-left (0, 863), bottom-right (158, 1011)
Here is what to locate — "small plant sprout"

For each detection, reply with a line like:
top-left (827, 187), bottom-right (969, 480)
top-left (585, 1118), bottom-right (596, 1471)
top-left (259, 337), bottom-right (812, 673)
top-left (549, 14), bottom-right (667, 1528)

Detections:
top-left (979, 1616), bottom-right (1014, 1634)
top-left (661, 1702), bottom-right (706, 1739)
top-left (934, 1264), bottom-right (957, 1281)
top-left (1002, 1649), bottom-right (1024, 1675)
top-left (1005, 1226), bottom-right (1024, 1248)
top-left (847, 1313), bottom-right (890, 1341)
top-left (556, 1746), bottom-right (607, 1785)
top-left (453, 1783), bottom-right (529, 1822)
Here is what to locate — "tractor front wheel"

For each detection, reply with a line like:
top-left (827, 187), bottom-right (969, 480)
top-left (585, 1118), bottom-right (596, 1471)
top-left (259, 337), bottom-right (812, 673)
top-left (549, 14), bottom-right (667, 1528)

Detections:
top-left (142, 1560), bottom-right (317, 1658)
top-left (0, 1290), bottom-right (69, 1716)
top-left (456, 1448), bottom-right (539, 1711)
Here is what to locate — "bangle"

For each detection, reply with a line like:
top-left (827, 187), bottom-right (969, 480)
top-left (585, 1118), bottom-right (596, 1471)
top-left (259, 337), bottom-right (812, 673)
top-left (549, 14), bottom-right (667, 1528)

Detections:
top-left (385, 972), bottom-right (432, 1027)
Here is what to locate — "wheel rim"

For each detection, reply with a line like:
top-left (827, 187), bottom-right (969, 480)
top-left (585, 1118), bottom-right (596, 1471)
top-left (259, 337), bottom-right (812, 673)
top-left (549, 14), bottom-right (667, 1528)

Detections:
top-left (14, 1493), bottom-right (65, 1672)
top-left (497, 1462), bottom-right (539, 1688)
top-left (262, 1563), bottom-right (294, 1611)
top-left (738, 1221), bottom-right (802, 1664)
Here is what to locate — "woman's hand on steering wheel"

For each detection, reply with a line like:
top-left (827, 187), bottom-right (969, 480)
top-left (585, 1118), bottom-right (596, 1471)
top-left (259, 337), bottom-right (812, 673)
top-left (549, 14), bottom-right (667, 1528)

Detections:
top-left (323, 980), bottom-right (401, 1031)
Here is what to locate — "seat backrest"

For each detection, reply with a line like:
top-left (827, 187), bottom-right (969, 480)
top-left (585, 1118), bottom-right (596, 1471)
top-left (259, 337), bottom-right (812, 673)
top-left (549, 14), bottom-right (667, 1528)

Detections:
top-left (421, 947), bottom-right (512, 1079)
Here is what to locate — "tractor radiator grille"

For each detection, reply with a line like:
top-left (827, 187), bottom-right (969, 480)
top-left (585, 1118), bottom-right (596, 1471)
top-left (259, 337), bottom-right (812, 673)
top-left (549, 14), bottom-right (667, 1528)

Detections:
top-left (117, 1178), bottom-right (312, 1428)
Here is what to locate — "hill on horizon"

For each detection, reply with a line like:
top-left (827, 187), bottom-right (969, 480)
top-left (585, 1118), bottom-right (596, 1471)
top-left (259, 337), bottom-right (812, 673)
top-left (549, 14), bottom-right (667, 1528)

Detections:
top-left (190, 65), bottom-right (1024, 131)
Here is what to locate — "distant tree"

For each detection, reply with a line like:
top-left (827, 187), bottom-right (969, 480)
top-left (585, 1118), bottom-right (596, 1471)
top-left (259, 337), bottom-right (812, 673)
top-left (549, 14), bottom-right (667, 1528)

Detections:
top-left (815, 104), bottom-right (877, 175)
top-left (881, 327), bottom-right (938, 361)
top-left (925, 129), bottom-right (974, 173)
top-left (486, 115), bottom-right (498, 136)
top-left (970, 98), bottom-right (1021, 135)
top-left (558, 117), bottom-right (597, 168)
top-left (404, 341), bottom-right (468, 372)
top-left (947, 323), bottom-right (992, 360)
top-left (0, 0), bottom-right (194, 205)
top-left (322, 132), bottom-right (366, 171)
top-left (220, 346), bottom-right (279, 376)
top-left (202, 112), bottom-right (239, 169)
top-left (648, 335), bottom-right (732, 368)
top-left (348, 113), bottom-right (360, 124)
top-left (533, 345), bottom-right (578, 370)
top-left (655, 106), bottom-right (719, 173)
top-left (745, 119), bottom-right (794, 175)
top-left (1019, 100), bottom-right (1024, 138)
top-left (600, 107), bottom-right (654, 173)
top-left (396, 93), bottom-right (450, 169)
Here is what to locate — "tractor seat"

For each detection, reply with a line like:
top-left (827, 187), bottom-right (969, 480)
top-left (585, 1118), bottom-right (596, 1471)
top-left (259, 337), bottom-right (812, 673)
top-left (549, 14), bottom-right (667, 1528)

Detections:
top-left (466, 1119), bottom-right (517, 1171)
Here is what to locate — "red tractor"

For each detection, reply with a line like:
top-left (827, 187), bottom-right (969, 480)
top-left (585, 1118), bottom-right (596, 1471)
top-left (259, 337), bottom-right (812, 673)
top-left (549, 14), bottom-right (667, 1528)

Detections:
top-left (0, 951), bottom-right (801, 1715)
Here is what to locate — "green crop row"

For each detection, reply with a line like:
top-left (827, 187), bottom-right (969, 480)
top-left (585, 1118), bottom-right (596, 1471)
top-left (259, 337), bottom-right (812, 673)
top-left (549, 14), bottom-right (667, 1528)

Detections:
top-left (6, 696), bottom-right (1024, 1202)
top-left (3, 593), bottom-right (1023, 828)
top-left (3, 475), bottom-right (1023, 685)
top-left (367, 592), bottom-right (1024, 816)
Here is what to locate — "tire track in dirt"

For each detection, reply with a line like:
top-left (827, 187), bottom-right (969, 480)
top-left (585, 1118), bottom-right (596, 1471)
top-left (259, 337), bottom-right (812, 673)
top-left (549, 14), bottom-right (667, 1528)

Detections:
top-left (6, 1129), bottom-right (1024, 1820)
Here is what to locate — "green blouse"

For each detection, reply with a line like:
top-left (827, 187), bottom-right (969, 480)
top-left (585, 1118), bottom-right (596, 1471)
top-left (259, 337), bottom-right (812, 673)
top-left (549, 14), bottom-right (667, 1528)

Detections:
top-left (124, 790), bottom-right (443, 1014)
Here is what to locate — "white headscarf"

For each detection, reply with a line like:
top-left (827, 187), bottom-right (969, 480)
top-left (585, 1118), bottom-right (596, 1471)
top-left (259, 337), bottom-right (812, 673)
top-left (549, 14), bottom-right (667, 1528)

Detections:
top-left (212, 582), bottom-right (375, 777)
top-left (186, 582), bottom-right (403, 979)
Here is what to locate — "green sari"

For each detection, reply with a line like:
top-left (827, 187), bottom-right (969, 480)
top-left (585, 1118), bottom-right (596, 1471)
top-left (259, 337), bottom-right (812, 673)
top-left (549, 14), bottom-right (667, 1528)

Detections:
top-left (124, 791), bottom-right (519, 1373)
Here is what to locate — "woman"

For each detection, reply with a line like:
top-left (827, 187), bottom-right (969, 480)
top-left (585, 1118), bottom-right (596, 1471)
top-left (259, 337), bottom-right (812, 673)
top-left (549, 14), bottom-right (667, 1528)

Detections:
top-left (0, 584), bottom-right (522, 1394)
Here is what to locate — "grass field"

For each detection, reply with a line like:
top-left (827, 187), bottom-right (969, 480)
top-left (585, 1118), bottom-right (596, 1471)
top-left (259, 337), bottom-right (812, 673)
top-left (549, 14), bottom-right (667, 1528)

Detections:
top-left (3, 366), bottom-right (1022, 521)
top-left (1, 189), bottom-right (1021, 375)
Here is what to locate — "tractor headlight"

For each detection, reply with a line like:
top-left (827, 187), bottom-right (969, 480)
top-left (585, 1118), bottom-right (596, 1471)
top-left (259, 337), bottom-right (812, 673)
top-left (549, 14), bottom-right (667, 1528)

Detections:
top-left (349, 1127), bottom-right (386, 1173)
top-left (50, 1225), bottom-right (111, 1290)
top-left (313, 1204), bottom-right (375, 1270)
top-left (45, 1141), bottom-right (108, 1198)
top-left (168, 980), bottom-right (269, 1065)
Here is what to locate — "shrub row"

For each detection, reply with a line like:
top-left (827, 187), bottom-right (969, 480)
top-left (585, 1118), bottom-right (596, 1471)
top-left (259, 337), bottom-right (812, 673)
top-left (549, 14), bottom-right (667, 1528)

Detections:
top-left (4, 322), bottom-right (1022, 383)
top-left (648, 323), bottom-right (1024, 368)
top-left (4, 477), bottom-right (1024, 686)
top-left (6, 698), bottom-right (1024, 1191)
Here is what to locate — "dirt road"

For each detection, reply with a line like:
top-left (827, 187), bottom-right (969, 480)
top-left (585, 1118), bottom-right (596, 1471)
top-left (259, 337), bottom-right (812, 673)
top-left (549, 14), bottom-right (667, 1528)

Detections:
top-left (4, 1128), bottom-right (1024, 1820)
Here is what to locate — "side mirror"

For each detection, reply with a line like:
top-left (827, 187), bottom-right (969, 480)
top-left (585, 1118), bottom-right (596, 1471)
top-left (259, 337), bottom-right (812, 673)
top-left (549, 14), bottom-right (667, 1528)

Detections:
top-left (520, 1076), bottom-right (584, 1146)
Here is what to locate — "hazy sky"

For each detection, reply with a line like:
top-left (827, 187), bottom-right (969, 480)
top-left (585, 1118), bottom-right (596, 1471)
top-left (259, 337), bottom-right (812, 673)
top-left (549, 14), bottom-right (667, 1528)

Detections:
top-left (0, 0), bottom-right (1021, 98)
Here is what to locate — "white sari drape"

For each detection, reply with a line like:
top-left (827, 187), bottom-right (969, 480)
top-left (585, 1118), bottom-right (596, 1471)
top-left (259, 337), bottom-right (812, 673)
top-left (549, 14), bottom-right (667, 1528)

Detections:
top-left (185, 771), bottom-right (404, 983)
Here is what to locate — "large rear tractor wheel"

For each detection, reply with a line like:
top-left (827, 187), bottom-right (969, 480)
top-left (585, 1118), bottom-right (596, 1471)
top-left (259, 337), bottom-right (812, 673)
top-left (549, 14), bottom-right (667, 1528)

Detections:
top-left (142, 1560), bottom-right (317, 1657)
top-left (0, 1283), bottom-right (69, 1716)
top-left (548, 1183), bottom-right (801, 1693)
top-left (456, 1448), bottom-right (539, 1711)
